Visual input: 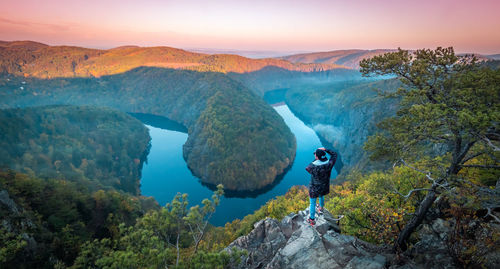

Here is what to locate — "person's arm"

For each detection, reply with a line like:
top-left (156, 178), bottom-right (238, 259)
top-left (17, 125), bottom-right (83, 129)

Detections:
top-left (319, 147), bottom-right (337, 166)
top-left (305, 164), bottom-right (313, 174)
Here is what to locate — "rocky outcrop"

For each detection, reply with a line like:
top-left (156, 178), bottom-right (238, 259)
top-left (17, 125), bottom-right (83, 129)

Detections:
top-left (409, 218), bottom-right (456, 269)
top-left (225, 205), bottom-right (500, 268)
top-left (407, 188), bottom-right (500, 269)
top-left (0, 190), bottom-right (20, 214)
top-left (226, 208), bottom-right (389, 269)
top-left (0, 189), bottom-right (38, 257)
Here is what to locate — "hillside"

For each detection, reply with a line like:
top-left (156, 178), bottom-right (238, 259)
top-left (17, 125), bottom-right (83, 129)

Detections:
top-left (0, 40), bottom-right (304, 191)
top-left (0, 40), bottom-right (342, 78)
top-left (0, 170), bottom-right (158, 267)
top-left (0, 105), bottom-right (151, 194)
top-left (488, 54), bottom-right (500, 60)
top-left (229, 66), bottom-right (365, 96)
top-left (0, 67), bottom-right (296, 191)
top-left (281, 49), bottom-right (395, 69)
top-left (0, 40), bottom-right (48, 50)
top-left (284, 78), bottom-right (401, 172)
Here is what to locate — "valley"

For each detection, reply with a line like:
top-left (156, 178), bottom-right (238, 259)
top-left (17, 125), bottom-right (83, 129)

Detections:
top-left (0, 41), bottom-right (390, 192)
top-left (1, 41), bottom-right (498, 268)
top-left (0, 63), bottom-right (296, 192)
top-left (138, 104), bottom-right (336, 226)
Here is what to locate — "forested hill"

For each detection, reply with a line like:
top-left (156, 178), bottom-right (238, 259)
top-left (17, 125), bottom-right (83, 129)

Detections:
top-left (0, 40), bottom-right (342, 78)
top-left (0, 67), bottom-right (296, 191)
top-left (280, 49), bottom-right (395, 69)
top-left (0, 105), bottom-right (151, 194)
top-left (281, 49), bottom-right (500, 70)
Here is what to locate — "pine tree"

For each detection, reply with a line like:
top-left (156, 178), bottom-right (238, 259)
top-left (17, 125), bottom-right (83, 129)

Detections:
top-left (360, 47), bottom-right (500, 251)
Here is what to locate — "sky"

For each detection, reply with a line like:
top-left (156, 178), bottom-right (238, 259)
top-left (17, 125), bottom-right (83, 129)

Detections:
top-left (1, 0), bottom-right (499, 54)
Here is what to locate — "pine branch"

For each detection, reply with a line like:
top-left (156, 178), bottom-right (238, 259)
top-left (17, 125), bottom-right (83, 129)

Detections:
top-left (460, 164), bottom-right (500, 169)
top-left (456, 140), bottom-right (477, 164)
top-left (461, 151), bottom-right (488, 164)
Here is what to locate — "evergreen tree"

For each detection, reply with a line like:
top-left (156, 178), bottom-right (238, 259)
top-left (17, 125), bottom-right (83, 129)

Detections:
top-left (360, 47), bottom-right (500, 251)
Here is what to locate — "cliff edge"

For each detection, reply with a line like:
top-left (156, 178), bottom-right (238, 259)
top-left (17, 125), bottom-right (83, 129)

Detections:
top-left (225, 208), bottom-right (389, 269)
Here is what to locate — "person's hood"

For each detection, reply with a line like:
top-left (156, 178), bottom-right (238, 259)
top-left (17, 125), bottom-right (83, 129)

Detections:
top-left (312, 159), bottom-right (329, 166)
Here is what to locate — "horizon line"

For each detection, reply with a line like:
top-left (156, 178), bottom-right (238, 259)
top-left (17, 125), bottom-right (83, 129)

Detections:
top-left (1, 39), bottom-right (499, 57)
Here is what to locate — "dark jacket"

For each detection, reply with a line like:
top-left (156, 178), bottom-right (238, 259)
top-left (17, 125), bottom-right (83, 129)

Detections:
top-left (306, 148), bottom-right (337, 198)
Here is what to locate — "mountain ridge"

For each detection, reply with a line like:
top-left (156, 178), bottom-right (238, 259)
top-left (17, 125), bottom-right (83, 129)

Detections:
top-left (280, 49), bottom-right (396, 69)
top-left (281, 49), bottom-right (500, 69)
top-left (0, 40), bottom-right (343, 78)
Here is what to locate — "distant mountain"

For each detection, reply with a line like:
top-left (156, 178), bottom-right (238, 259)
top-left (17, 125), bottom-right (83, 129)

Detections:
top-left (0, 40), bottom-right (48, 50)
top-left (0, 40), bottom-right (342, 78)
top-left (280, 49), bottom-right (395, 69)
top-left (282, 49), bottom-right (500, 69)
top-left (186, 48), bottom-right (304, 59)
top-left (457, 53), bottom-right (497, 62)
top-left (487, 54), bottom-right (500, 60)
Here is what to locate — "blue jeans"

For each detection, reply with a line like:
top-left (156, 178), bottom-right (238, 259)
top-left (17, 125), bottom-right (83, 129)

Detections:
top-left (309, 196), bottom-right (324, 220)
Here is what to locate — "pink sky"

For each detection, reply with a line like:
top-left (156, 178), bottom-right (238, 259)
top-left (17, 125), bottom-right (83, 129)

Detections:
top-left (1, 0), bottom-right (499, 54)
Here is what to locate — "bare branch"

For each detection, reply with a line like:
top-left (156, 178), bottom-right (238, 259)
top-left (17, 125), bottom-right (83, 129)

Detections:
top-left (187, 223), bottom-right (197, 243)
top-left (330, 215), bottom-right (345, 222)
top-left (483, 136), bottom-right (500, 152)
top-left (392, 188), bottom-right (433, 199)
top-left (399, 159), bottom-right (435, 182)
top-left (486, 208), bottom-right (500, 224)
top-left (399, 159), bottom-right (449, 189)
top-left (485, 131), bottom-right (500, 140)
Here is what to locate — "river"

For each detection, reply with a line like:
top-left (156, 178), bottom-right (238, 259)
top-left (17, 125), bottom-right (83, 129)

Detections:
top-left (139, 104), bottom-right (337, 226)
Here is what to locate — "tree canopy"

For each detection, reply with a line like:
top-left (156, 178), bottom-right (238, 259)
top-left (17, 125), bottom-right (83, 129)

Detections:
top-left (360, 47), bottom-right (500, 251)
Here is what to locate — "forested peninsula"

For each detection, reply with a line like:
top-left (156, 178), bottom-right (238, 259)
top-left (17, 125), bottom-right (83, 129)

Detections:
top-left (0, 42), bottom-right (298, 191)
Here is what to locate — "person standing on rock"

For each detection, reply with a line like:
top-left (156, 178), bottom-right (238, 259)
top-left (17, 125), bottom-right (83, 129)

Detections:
top-left (305, 147), bottom-right (337, 225)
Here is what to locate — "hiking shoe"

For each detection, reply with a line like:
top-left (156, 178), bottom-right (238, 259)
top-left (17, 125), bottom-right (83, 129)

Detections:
top-left (307, 218), bottom-right (316, 226)
top-left (316, 204), bottom-right (324, 215)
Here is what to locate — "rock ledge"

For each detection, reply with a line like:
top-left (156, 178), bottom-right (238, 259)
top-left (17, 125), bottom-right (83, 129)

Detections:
top-left (225, 208), bottom-right (389, 269)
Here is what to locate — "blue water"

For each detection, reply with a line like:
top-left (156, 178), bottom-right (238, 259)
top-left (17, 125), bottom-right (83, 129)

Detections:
top-left (139, 104), bottom-right (337, 226)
